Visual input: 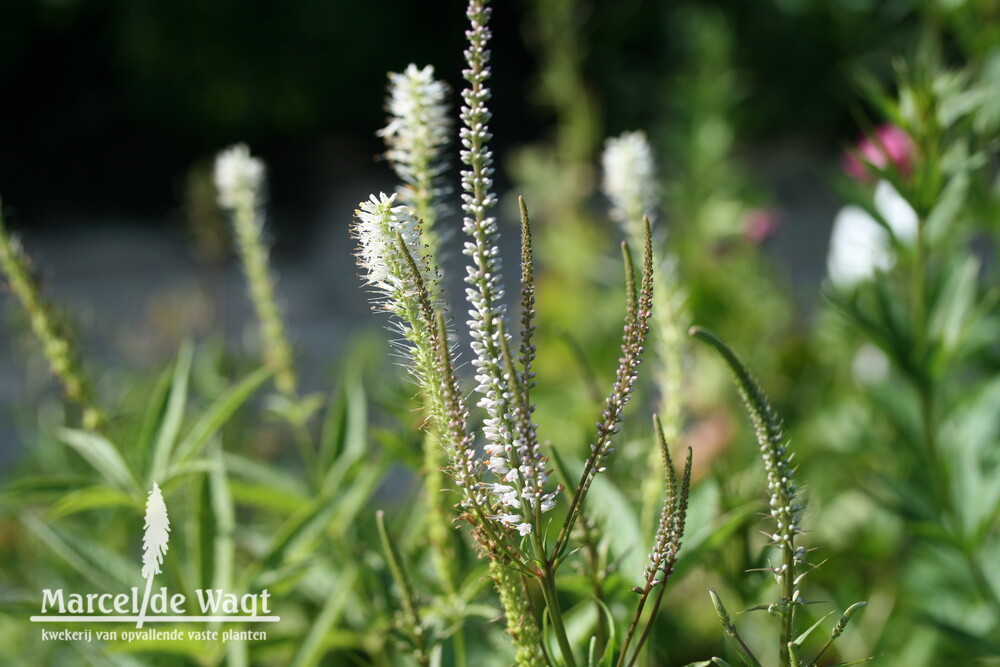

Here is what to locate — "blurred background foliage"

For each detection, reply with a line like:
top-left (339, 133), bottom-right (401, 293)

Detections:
top-left (1, 0), bottom-right (999, 665)
top-left (1, 0), bottom-right (989, 222)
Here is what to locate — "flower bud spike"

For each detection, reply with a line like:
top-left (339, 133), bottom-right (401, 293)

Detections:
top-left (553, 228), bottom-right (654, 562)
top-left (518, 196), bottom-right (537, 400)
top-left (804, 601), bottom-right (868, 667)
top-left (0, 212), bottom-right (106, 431)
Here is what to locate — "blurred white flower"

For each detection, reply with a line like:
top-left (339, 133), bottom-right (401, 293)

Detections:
top-left (378, 64), bottom-right (451, 226)
top-left (214, 144), bottom-right (265, 209)
top-left (873, 179), bottom-right (918, 244)
top-left (602, 131), bottom-right (658, 235)
top-left (826, 180), bottom-right (918, 289)
top-left (851, 342), bottom-right (890, 385)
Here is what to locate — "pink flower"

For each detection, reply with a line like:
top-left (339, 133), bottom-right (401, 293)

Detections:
top-left (842, 124), bottom-right (914, 183)
top-left (742, 207), bottom-right (782, 244)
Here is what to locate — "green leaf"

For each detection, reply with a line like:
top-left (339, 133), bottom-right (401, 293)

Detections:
top-left (148, 341), bottom-right (195, 486)
top-left (134, 360), bottom-right (176, 465)
top-left (228, 480), bottom-right (307, 515)
top-left (207, 441), bottom-right (235, 594)
top-left (289, 566), bottom-right (359, 667)
top-left (104, 637), bottom-right (220, 660)
top-left (0, 474), bottom-right (94, 503)
top-left (318, 366), bottom-right (368, 484)
top-left (173, 365), bottom-right (273, 466)
top-left (188, 471), bottom-right (213, 591)
top-left (20, 511), bottom-right (135, 590)
top-left (46, 484), bottom-right (135, 520)
top-left (927, 257), bottom-right (978, 364)
top-left (919, 611), bottom-right (1000, 655)
top-left (556, 453), bottom-right (644, 586)
top-left (793, 610), bottom-right (836, 646)
top-left (57, 428), bottom-right (140, 495)
top-left (240, 463), bottom-right (383, 589)
top-left (594, 596), bottom-right (617, 667)
top-left (223, 452), bottom-right (309, 499)
top-left (924, 172), bottom-right (969, 246)
top-left (673, 480), bottom-right (757, 582)
top-left (593, 473), bottom-right (643, 580)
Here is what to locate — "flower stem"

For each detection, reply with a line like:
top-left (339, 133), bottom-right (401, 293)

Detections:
top-left (538, 565), bottom-right (577, 667)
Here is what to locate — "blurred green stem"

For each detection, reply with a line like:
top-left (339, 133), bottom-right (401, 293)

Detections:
top-left (228, 181), bottom-right (299, 401)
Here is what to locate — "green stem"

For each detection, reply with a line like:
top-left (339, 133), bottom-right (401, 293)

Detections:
top-left (376, 511), bottom-right (429, 667)
top-left (778, 540), bottom-right (796, 667)
top-left (231, 193), bottom-right (298, 400)
top-left (539, 566), bottom-right (577, 667)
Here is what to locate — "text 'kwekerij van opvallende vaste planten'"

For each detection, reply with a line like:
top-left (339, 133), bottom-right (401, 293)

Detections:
top-left (1, 0), bottom-right (999, 665)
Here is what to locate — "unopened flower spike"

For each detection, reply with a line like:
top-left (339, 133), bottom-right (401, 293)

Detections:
top-left (0, 210), bottom-right (106, 431)
top-left (691, 326), bottom-right (866, 667)
top-left (379, 63), bottom-right (452, 250)
top-left (214, 144), bottom-right (298, 399)
top-left (618, 414), bottom-right (692, 665)
top-left (554, 219), bottom-right (654, 561)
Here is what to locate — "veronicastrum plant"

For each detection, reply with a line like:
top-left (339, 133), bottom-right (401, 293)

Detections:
top-left (353, 1), bottom-right (693, 665)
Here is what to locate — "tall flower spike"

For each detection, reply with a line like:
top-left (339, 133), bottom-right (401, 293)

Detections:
top-left (459, 0), bottom-right (545, 532)
top-left (0, 210), bottom-right (105, 431)
top-left (379, 64), bottom-right (452, 248)
top-left (602, 131), bottom-right (658, 240)
top-left (214, 144), bottom-right (298, 398)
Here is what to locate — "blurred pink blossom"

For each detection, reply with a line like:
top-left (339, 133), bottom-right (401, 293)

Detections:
top-left (842, 124), bottom-right (914, 183)
top-left (742, 207), bottom-right (782, 244)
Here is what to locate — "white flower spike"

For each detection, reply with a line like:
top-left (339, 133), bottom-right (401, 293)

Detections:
top-left (214, 144), bottom-right (265, 210)
top-left (602, 131), bottom-right (658, 236)
top-left (379, 64), bottom-right (451, 231)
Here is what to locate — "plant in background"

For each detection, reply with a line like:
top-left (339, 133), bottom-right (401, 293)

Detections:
top-left (214, 144), bottom-right (298, 402)
top-left (354, 1), bottom-right (693, 665)
top-left (820, 39), bottom-right (1000, 662)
